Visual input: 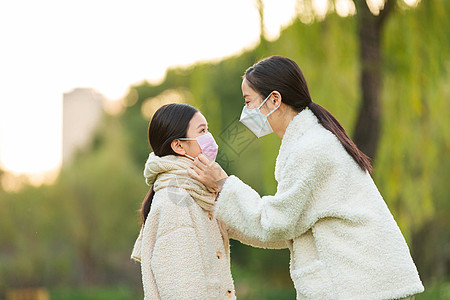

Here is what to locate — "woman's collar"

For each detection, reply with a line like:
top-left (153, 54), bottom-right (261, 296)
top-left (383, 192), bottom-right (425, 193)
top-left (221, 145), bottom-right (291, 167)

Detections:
top-left (282, 108), bottom-right (318, 143)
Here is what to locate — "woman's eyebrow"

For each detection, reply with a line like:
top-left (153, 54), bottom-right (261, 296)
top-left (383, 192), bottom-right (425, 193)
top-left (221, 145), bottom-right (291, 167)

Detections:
top-left (197, 123), bottom-right (207, 129)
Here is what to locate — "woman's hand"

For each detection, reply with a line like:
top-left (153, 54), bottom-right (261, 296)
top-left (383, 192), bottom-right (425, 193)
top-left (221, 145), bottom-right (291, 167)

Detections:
top-left (187, 153), bottom-right (228, 192)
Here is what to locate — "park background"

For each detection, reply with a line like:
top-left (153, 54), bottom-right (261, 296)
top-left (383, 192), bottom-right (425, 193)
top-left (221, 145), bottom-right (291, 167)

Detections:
top-left (0, 0), bottom-right (449, 299)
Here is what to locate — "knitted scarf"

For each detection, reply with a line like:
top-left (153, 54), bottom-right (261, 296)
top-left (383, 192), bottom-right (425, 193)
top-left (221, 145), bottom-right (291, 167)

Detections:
top-left (132, 152), bottom-right (229, 262)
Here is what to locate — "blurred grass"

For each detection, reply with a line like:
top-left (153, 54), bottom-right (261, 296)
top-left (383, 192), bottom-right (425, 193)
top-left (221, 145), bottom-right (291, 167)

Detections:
top-left (231, 262), bottom-right (296, 300)
top-left (49, 285), bottom-right (142, 300)
top-left (46, 279), bottom-right (449, 300)
top-left (416, 280), bottom-right (450, 300)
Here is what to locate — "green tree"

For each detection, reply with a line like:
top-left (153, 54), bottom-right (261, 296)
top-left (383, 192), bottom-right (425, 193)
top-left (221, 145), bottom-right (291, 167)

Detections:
top-left (297, 0), bottom-right (417, 159)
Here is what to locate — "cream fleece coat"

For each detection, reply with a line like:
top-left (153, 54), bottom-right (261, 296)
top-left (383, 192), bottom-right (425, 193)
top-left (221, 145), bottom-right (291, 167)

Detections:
top-left (131, 153), bottom-right (286, 300)
top-left (215, 109), bottom-right (424, 300)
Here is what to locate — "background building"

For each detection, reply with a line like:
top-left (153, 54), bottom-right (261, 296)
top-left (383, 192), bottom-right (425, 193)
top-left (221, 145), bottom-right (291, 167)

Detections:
top-left (62, 88), bottom-right (104, 165)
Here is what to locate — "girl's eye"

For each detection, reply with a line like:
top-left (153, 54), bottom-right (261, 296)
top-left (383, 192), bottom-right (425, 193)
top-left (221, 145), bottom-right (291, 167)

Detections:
top-left (200, 129), bottom-right (206, 133)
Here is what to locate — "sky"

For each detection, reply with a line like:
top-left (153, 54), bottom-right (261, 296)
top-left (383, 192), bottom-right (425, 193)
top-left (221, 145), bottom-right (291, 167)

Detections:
top-left (0, 0), bottom-right (301, 180)
top-left (0, 0), bottom-right (418, 184)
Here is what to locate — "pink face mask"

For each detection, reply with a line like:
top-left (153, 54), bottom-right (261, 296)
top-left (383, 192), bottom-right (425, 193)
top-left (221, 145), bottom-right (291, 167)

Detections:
top-left (179, 132), bottom-right (219, 161)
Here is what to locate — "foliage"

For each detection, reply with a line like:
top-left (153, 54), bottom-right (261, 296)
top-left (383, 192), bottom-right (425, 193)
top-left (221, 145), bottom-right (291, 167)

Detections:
top-left (1, 0), bottom-right (448, 297)
top-left (0, 117), bottom-right (146, 294)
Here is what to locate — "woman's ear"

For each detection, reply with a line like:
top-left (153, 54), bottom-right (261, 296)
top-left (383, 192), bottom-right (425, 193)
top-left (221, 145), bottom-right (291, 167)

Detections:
top-left (170, 139), bottom-right (186, 156)
top-left (271, 90), bottom-right (282, 107)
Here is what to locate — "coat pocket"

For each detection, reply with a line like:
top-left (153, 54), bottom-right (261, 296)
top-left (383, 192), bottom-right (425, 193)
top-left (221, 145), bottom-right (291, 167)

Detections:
top-left (291, 260), bottom-right (336, 299)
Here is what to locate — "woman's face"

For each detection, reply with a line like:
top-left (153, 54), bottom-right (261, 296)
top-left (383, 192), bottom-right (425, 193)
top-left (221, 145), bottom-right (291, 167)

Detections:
top-left (241, 78), bottom-right (272, 115)
top-left (181, 112), bottom-right (209, 158)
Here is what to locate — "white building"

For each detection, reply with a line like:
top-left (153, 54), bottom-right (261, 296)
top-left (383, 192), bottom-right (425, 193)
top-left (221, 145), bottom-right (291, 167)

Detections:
top-left (62, 88), bottom-right (104, 165)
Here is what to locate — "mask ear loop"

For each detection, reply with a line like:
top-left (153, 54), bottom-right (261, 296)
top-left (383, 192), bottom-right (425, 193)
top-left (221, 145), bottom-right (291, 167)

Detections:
top-left (266, 103), bottom-right (281, 117)
top-left (258, 92), bottom-right (280, 116)
top-left (177, 138), bottom-right (196, 160)
top-left (257, 92), bottom-right (272, 110)
top-left (184, 154), bottom-right (195, 160)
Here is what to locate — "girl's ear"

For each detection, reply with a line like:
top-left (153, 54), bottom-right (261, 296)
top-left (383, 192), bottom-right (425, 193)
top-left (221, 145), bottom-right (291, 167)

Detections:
top-left (171, 139), bottom-right (186, 156)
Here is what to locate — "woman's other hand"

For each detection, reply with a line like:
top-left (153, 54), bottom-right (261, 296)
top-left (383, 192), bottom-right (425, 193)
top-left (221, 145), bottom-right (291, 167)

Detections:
top-left (187, 153), bottom-right (228, 191)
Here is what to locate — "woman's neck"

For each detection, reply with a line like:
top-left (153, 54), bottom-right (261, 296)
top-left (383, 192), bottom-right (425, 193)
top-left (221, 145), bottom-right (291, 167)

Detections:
top-left (273, 107), bottom-right (299, 139)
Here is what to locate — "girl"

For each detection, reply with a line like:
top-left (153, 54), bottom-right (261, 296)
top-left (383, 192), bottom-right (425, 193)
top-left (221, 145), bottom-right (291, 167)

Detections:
top-left (131, 103), bottom-right (285, 300)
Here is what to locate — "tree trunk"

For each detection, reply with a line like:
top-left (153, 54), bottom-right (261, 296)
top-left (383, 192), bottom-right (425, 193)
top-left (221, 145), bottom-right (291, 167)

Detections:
top-left (353, 0), bottom-right (395, 160)
top-left (256, 0), bottom-right (265, 41)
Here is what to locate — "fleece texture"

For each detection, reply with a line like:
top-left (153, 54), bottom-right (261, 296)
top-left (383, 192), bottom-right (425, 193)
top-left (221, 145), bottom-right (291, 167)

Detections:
top-left (215, 109), bottom-right (424, 300)
top-left (131, 154), bottom-right (287, 300)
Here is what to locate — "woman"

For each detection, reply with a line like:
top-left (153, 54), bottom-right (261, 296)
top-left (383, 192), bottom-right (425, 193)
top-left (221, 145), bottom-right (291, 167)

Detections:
top-left (131, 103), bottom-right (285, 300)
top-left (188, 56), bottom-right (424, 299)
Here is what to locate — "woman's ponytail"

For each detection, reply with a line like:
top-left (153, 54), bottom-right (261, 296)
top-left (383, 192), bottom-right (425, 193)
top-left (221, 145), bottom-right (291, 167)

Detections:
top-left (309, 102), bottom-right (373, 173)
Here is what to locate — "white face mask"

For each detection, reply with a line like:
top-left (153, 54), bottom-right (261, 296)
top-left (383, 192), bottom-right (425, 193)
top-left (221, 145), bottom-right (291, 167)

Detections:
top-left (240, 92), bottom-right (280, 138)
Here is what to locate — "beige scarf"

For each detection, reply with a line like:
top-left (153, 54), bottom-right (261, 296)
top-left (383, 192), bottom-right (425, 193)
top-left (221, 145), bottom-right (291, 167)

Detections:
top-left (131, 153), bottom-right (229, 262)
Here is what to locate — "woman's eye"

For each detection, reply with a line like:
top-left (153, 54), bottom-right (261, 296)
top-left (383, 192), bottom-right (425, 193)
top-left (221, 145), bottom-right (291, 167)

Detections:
top-left (200, 129), bottom-right (206, 133)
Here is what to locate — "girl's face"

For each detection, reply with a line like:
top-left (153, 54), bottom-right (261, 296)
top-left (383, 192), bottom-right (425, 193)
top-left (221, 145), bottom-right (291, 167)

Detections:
top-left (181, 112), bottom-right (209, 158)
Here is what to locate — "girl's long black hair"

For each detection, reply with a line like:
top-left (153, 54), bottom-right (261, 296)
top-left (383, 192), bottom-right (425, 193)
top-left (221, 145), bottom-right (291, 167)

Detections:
top-left (140, 103), bottom-right (198, 225)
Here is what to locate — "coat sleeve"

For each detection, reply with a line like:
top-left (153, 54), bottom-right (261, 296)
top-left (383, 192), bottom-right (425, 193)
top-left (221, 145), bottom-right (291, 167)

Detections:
top-left (144, 226), bottom-right (208, 300)
top-left (214, 151), bottom-right (328, 242)
top-left (227, 226), bottom-right (288, 249)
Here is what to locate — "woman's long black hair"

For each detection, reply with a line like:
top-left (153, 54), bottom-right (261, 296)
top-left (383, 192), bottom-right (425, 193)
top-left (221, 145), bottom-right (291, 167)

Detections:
top-left (140, 103), bottom-right (198, 225)
top-left (244, 55), bottom-right (372, 173)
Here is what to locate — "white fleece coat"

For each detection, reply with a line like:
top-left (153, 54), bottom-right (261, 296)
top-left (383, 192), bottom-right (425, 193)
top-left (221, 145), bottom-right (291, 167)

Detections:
top-left (214, 109), bottom-right (424, 300)
top-left (131, 154), bottom-right (286, 300)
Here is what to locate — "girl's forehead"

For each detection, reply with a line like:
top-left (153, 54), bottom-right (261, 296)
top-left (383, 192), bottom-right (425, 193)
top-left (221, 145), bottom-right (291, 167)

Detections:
top-left (189, 112), bottom-right (208, 127)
